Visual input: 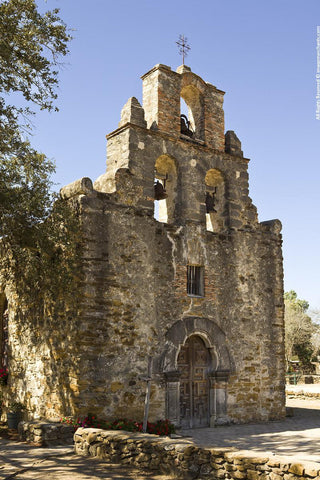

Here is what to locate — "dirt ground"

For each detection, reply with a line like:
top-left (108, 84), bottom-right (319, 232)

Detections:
top-left (0, 397), bottom-right (319, 479)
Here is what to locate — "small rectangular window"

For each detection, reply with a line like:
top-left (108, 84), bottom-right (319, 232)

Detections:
top-left (187, 266), bottom-right (204, 297)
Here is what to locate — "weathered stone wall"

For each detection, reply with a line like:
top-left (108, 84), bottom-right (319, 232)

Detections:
top-left (74, 428), bottom-right (320, 480)
top-left (0, 297), bottom-right (84, 419)
top-left (0, 63), bottom-right (285, 426)
top-left (57, 183), bottom-right (283, 424)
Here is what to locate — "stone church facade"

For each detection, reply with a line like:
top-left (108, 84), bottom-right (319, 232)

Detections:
top-left (0, 64), bottom-right (285, 427)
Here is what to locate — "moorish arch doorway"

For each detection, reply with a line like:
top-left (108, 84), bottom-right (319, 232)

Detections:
top-left (177, 335), bottom-right (210, 428)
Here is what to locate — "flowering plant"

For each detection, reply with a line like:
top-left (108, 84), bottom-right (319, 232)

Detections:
top-left (60, 415), bottom-right (175, 436)
top-left (0, 368), bottom-right (8, 385)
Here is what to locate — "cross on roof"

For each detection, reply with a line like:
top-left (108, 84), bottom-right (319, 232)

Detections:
top-left (176, 34), bottom-right (191, 65)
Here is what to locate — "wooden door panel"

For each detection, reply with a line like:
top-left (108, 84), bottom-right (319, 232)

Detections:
top-left (177, 336), bottom-right (209, 428)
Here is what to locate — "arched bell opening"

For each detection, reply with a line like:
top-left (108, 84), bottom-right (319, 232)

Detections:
top-left (154, 155), bottom-right (177, 224)
top-left (180, 85), bottom-right (205, 141)
top-left (205, 169), bottom-right (226, 232)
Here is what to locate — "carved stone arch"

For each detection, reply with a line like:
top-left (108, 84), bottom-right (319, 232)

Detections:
top-left (162, 316), bottom-right (231, 373)
top-left (180, 72), bottom-right (208, 95)
top-left (161, 317), bottom-right (232, 427)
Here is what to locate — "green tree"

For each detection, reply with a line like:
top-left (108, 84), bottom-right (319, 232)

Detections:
top-left (0, 0), bottom-right (78, 310)
top-left (284, 291), bottom-right (318, 372)
top-left (0, 0), bottom-right (71, 243)
top-left (310, 309), bottom-right (320, 359)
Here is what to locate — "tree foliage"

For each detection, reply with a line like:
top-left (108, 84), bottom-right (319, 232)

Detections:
top-left (0, 0), bottom-right (71, 149)
top-left (0, 0), bottom-right (72, 237)
top-left (284, 290), bottom-right (319, 372)
top-left (0, 0), bottom-right (79, 313)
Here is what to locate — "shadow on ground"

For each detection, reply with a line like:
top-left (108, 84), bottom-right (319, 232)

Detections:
top-left (179, 399), bottom-right (320, 462)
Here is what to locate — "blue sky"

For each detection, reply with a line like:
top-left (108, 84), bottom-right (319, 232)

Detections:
top-left (31, 0), bottom-right (320, 309)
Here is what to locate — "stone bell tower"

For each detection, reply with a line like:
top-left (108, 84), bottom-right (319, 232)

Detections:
top-left (89, 63), bottom-right (285, 427)
top-left (141, 64), bottom-right (225, 150)
top-left (9, 63), bottom-right (284, 426)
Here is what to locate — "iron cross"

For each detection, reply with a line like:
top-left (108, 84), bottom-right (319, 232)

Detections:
top-left (176, 34), bottom-right (191, 65)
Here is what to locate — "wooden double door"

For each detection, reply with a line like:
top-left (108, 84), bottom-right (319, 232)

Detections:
top-left (177, 335), bottom-right (210, 428)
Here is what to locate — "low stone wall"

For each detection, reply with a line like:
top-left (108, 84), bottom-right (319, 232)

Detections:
top-left (18, 421), bottom-right (74, 446)
top-left (74, 427), bottom-right (320, 480)
top-left (286, 390), bottom-right (320, 399)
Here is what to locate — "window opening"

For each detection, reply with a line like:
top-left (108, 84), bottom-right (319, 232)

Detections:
top-left (205, 169), bottom-right (225, 232)
top-left (187, 266), bottom-right (204, 297)
top-left (180, 97), bottom-right (189, 117)
top-left (154, 174), bottom-right (168, 223)
top-left (205, 187), bottom-right (217, 214)
top-left (154, 155), bottom-right (177, 224)
top-left (180, 97), bottom-right (194, 138)
top-left (154, 174), bottom-right (168, 201)
top-left (180, 86), bottom-right (204, 141)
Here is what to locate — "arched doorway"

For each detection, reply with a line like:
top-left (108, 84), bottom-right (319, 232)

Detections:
top-left (177, 335), bottom-right (210, 428)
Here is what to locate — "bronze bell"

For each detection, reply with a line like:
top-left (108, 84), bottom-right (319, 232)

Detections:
top-left (205, 191), bottom-right (217, 213)
top-left (154, 180), bottom-right (168, 200)
top-left (180, 114), bottom-right (193, 138)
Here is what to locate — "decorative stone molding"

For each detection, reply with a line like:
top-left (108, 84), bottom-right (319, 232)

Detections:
top-left (60, 177), bottom-right (93, 199)
top-left (160, 317), bottom-right (232, 426)
top-left (161, 316), bottom-right (232, 374)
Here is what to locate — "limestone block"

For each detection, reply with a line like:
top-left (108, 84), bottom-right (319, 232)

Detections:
top-left (269, 474), bottom-right (283, 480)
top-left (284, 475), bottom-right (300, 480)
top-left (247, 469), bottom-right (261, 480)
top-left (60, 177), bottom-right (93, 199)
top-left (260, 219), bottom-right (282, 235)
top-left (118, 97), bottom-right (147, 128)
top-left (288, 463), bottom-right (305, 476)
top-left (304, 467), bottom-right (319, 478)
top-left (216, 469), bottom-right (227, 478)
top-left (225, 131), bottom-right (243, 157)
top-left (233, 471), bottom-right (248, 479)
top-left (200, 463), bottom-right (213, 475)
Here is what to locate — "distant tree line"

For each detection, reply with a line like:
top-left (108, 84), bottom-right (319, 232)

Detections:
top-left (285, 290), bottom-right (320, 373)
